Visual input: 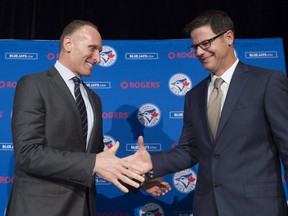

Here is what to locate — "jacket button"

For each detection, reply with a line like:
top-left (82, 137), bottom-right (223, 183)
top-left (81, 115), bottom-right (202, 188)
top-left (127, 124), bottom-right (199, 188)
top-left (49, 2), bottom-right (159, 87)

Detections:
top-left (213, 153), bottom-right (220, 159)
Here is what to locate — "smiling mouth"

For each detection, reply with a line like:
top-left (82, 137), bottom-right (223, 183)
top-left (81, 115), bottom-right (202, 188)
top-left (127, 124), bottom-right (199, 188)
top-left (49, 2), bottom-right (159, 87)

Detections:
top-left (86, 62), bottom-right (94, 68)
top-left (201, 54), bottom-right (213, 62)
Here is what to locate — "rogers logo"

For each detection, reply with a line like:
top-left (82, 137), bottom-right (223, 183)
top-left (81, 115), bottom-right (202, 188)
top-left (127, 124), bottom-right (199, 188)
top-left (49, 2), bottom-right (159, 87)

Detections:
top-left (0, 176), bottom-right (14, 184)
top-left (168, 51), bottom-right (196, 60)
top-left (120, 81), bottom-right (160, 89)
top-left (102, 112), bottom-right (128, 119)
top-left (0, 80), bottom-right (17, 88)
top-left (47, 52), bottom-right (60, 60)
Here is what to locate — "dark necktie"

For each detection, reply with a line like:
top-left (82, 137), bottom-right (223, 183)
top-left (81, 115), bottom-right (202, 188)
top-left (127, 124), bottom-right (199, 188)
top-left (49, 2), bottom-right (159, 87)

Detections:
top-left (72, 77), bottom-right (88, 145)
top-left (208, 77), bottom-right (224, 139)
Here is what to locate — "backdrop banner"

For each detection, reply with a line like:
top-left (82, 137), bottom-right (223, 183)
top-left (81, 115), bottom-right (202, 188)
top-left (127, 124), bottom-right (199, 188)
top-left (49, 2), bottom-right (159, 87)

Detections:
top-left (0, 38), bottom-right (286, 216)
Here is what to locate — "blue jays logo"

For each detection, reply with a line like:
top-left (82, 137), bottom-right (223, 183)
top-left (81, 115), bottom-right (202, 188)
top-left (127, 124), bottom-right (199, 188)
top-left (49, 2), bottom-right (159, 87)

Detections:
top-left (103, 135), bottom-right (116, 150)
top-left (169, 73), bottom-right (192, 96)
top-left (173, 169), bottom-right (197, 193)
top-left (139, 202), bottom-right (164, 216)
top-left (98, 45), bottom-right (117, 67)
top-left (137, 103), bottom-right (161, 127)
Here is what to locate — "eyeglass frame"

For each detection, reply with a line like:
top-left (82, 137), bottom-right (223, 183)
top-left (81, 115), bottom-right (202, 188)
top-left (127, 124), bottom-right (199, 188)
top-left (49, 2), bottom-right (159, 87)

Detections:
top-left (188, 30), bottom-right (229, 53)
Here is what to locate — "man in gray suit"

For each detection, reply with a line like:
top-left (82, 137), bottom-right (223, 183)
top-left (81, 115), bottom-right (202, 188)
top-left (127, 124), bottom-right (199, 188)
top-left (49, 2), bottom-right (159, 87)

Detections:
top-left (5, 20), bottom-right (146, 216)
top-left (126, 10), bottom-right (288, 216)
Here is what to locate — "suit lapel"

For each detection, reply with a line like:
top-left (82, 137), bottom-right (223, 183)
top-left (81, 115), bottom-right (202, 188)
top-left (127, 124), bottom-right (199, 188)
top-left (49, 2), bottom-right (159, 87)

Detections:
top-left (47, 67), bottom-right (84, 145)
top-left (216, 62), bottom-right (250, 140)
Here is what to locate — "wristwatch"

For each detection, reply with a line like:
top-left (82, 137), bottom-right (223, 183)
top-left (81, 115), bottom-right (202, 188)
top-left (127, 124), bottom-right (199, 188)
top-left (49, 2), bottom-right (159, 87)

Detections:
top-left (145, 169), bottom-right (154, 180)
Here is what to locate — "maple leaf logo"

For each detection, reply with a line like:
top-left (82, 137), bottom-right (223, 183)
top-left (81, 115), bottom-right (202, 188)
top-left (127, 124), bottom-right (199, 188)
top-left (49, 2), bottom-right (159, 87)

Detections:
top-left (188, 176), bottom-right (196, 183)
top-left (108, 53), bottom-right (115, 59)
top-left (155, 212), bottom-right (163, 216)
top-left (183, 81), bottom-right (190, 87)
top-left (151, 112), bottom-right (159, 118)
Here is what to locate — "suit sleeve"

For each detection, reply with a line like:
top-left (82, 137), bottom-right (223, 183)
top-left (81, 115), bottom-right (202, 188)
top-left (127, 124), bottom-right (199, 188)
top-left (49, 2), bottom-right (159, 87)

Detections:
top-left (151, 92), bottom-right (199, 178)
top-left (12, 75), bottom-right (96, 187)
top-left (265, 71), bottom-right (288, 181)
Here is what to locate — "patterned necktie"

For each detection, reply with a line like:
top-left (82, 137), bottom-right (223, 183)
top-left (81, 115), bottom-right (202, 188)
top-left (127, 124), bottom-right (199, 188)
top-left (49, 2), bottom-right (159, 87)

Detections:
top-left (208, 77), bottom-right (224, 139)
top-left (72, 77), bottom-right (88, 145)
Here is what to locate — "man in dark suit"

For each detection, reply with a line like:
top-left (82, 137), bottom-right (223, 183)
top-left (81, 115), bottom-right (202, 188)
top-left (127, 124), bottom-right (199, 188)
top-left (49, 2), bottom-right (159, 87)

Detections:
top-left (125, 10), bottom-right (288, 216)
top-left (5, 20), bottom-right (147, 216)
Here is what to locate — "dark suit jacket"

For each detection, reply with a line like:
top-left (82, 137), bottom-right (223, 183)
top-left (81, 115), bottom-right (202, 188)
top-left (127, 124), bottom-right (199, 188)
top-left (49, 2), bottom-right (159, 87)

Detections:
top-left (151, 61), bottom-right (288, 216)
top-left (6, 67), bottom-right (104, 216)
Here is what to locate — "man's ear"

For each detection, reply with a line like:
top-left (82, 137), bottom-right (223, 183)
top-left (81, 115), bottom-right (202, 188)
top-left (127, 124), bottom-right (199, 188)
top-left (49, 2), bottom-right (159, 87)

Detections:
top-left (63, 36), bottom-right (72, 53)
top-left (225, 30), bottom-right (234, 46)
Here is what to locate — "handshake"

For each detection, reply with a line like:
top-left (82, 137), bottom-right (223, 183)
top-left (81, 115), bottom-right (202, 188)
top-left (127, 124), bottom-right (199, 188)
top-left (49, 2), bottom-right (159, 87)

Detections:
top-left (94, 136), bottom-right (171, 196)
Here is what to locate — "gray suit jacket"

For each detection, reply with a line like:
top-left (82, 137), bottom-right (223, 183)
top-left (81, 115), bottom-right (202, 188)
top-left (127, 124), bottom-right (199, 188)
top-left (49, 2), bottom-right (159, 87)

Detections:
top-left (151, 62), bottom-right (288, 216)
top-left (6, 67), bottom-right (104, 216)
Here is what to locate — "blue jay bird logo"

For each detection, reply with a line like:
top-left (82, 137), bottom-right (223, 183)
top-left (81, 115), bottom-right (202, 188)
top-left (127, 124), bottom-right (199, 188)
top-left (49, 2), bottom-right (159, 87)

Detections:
top-left (141, 208), bottom-right (161, 216)
top-left (100, 50), bottom-right (114, 63)
top-left (103, 135), bottom-right (116, 150)
top-left (169, 73), bottom-right (192, 96)
top-left (175, 174), bottom-right (195, 188)
top-left (98, 45), bottom-right (117, 67)
top-left (173, 169), bottom-right (197, 193)
top-left (171, 77), bottom-right (189, 91)
top-left (137, 104), bottom-right (161, 127)
top-left (139, 108), bottom-right (157, 123)
top-left (139, 203), bottom-right (164, 216)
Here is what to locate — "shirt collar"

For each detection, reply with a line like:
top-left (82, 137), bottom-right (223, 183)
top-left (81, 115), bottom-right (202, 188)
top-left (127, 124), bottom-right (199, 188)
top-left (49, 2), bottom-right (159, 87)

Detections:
top-left (54, 60), bottom-right (78, 81)
top-left (210, 58), bottom-right (239, 84)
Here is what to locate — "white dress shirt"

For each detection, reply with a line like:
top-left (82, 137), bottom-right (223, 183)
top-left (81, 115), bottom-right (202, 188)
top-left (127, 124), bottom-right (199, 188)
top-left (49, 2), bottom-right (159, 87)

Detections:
top-left (207, 58), bottom-right (239, 111)
top-left (54, 60), bottom-right (94, 149)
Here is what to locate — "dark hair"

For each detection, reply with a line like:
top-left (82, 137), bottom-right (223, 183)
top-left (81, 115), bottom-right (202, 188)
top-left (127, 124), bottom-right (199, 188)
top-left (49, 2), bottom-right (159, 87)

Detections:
top-left (59, 20), bottom-right (98, 49)
top-left (184, 9), bottom-right (235, 36)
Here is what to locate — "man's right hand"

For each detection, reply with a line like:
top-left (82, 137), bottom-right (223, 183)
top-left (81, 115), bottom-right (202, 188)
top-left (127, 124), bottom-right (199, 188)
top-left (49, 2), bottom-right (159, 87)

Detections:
top-left (94, 141), bottom-right (145, 193)
top-left (122, 136), bottom-right (153, 174)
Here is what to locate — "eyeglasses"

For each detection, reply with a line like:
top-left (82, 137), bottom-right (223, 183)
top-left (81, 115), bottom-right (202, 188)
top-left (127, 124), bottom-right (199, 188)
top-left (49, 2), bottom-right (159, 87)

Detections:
top-left (188, 30), bottom-right (228, 53)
